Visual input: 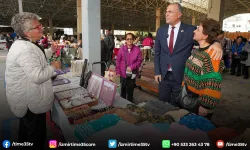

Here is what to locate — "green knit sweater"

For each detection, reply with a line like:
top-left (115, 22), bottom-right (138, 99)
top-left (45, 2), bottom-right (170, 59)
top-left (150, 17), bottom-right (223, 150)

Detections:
top-left (183, 45), bottom-right (225, 109)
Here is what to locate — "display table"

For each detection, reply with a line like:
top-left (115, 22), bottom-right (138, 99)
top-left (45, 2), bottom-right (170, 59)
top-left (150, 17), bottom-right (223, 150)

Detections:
top-left (50, 73), bottom-right (215, 150)
top-left (51, 74), bottom-right (131, 143)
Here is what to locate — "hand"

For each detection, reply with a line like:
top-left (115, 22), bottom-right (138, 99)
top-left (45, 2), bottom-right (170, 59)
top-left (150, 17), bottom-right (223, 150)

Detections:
top-left (198, 106), bottom-right (208, 116)
top-left (208, 42), bottom-right (223, 60)
top-left (51, 65), bottom-right (57, 71)
top-left (154, 75), bottom-right (161, 84)
top-left (126, 67), bottom-right (132, 72)
top-left (234, 52), bottom-right (238, 55)
top-left (51, 42), bottom-right (59, 52)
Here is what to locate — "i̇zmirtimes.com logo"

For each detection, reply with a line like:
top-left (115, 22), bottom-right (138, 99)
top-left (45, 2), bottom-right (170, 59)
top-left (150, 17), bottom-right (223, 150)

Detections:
top-left (2, 140), bottom-right (11, 149)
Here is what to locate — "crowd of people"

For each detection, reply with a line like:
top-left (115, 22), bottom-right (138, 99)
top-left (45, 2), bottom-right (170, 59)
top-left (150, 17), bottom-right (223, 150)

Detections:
top-left (217, 34), bottom-right (250, 79)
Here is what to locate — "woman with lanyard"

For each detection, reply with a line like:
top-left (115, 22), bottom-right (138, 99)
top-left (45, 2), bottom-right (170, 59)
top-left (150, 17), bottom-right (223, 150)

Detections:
top-left (5, 12), bottom-right (59, 149)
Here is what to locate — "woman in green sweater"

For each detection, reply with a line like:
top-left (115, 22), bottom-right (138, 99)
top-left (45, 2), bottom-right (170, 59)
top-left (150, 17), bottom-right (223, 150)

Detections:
top-left (183, 18), bottom-right (224, 119)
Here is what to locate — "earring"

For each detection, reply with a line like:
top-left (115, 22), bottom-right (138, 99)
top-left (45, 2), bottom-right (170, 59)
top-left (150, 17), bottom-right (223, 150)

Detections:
top-left (29, 36), bottom-right (32, 42)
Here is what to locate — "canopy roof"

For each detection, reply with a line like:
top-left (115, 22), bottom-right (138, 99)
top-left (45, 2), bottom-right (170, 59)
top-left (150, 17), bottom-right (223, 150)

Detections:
top-left (0, 0), bottom-right (249, 31)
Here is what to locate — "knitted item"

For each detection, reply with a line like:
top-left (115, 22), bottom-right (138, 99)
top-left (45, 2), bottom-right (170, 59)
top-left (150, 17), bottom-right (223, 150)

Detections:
top-left (183, 46), bottom-right (224, 109)
top-left (143, 100), bottom-right (179, 115)
top-left (74, 114), bottom-right (121, 142)
top-left (165, 109), bottom-right (189, 122)
top-left (179, 114), bottom-right (216, 132)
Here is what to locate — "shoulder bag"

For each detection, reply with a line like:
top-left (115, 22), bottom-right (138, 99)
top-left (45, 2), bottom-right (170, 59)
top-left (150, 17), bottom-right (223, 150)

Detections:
top-left (175, 57), bottom-right (199, 113)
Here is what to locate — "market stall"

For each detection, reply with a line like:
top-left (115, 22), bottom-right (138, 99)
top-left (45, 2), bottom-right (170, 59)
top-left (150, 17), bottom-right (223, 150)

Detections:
top-left (49, 61), bottom-right (244, 150)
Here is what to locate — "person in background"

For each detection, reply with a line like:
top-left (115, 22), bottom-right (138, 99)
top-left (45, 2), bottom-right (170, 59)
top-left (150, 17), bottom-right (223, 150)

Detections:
top-left (116, 33), bottom-right (142, 102)
top-left (41, 34), bottom-right (48, 49)
top-left (104, 29), bottom-right (115, 67)
top-left (217, 31), bottom-right (232, 73)
top-left (142, 33), bottom-right (154, 62)
top-left (182, 18), bottom-right (224, 119)
top-left (154, 2), bottom-right (223, 105)
top-left (5, 33), bottom-right (13, 50)
top-left (113, 36), bottom-right (123, 64)
top-left (241, 39), bottom-right (250, 79)
top-left (78, 33), bottom-right (82, 48)
top-left (101, 34), bottom-right (108, 76)
top-left (121, 36), bottom-right (126, 45)
top-left (133, 36), bottom-right (141, 46)
top-left (10, 32), bottom-right (17, 40)
top-left (70, 36), bottom-right (75, 43)
top-left (47, 33), bottom-right (52, 42)
top-left (115, 36), bottom-right (122, 48)
top-left (5, 12), bottom-right (59, 150)
top-left (230, 36), bottom-right (245, 76)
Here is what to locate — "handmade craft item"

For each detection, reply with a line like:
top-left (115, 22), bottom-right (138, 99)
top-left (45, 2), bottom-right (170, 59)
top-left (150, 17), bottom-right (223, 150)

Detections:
top-left (99, 79), bottom-right (117, 106)
top-left (64, 104), bottom-right (89, 116)
top-left (115, 108), bottom-right (145, 124)
top-left (68, 106), bottom-right (118, 124)
top-left (126, 104), bottom-right (175, 123)
top-left (87, 73), bottom-right (104, 99)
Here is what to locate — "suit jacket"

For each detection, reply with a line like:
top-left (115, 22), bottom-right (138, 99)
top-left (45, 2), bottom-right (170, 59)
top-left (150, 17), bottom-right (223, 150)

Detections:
top-left (154, 23), bottom-right (197, 84)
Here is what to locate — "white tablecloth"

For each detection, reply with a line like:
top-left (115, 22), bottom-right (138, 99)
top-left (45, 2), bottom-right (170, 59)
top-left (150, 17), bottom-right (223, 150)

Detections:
top-left (51, 75), bottom-right (131, 143)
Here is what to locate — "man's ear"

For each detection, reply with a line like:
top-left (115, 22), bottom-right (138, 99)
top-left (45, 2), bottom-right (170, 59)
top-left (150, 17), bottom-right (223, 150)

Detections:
top-left (178, 13), bottom-right (182, 19)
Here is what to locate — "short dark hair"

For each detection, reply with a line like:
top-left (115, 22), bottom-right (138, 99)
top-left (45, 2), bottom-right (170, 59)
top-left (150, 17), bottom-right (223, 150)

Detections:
top-left (236, 36), bottom-right (243, 40)
top-left (148, 33), bottom-right (152, 38)
top-left (125, 33), bottom-right (135, 40)
top-left (219, 30), bottom-right (224, 35)
top-left (200, 18), bottom-right (220, 44)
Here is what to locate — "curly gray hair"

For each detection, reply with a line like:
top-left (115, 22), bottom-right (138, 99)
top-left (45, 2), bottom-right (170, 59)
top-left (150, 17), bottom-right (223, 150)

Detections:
top-left (11, 12), bottom-right (41, 38)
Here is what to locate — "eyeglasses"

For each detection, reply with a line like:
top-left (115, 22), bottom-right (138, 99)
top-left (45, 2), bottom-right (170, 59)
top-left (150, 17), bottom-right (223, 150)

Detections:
top-left (29, 24), bottom-right (43, 31)
top-left (126, 38), bottom-right (133, 41)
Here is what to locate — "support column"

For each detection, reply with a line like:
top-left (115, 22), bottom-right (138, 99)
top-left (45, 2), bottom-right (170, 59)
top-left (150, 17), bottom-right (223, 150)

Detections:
top-left (156, 8), bottom-right (161, 32)
top-left (49, 18), bottom-right (53, 38)
top-left (207, 0), bottom-right (225, 27)
top-left (82, 0), bottom-right (101, 74)
top-left (77, 0), bottom-right (82, 40)
top-left (192, 16), bottom-right (196, 26)
top-left (18, 0), bottom-right (23, 13)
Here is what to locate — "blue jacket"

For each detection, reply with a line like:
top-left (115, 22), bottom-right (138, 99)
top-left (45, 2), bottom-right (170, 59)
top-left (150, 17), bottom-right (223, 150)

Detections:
top-left (154, 23), bottom-right (196, 83)
top-left (232, 42), bottom-right (245, 54)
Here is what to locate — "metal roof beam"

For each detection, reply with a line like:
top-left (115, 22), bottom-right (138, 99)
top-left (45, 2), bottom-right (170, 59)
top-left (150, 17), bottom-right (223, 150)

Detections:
top-left (235, 0), bottom-right (250, 11)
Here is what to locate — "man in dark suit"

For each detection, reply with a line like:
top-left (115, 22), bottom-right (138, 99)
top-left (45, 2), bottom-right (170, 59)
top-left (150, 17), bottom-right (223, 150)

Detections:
top-left (154, 2), bottom-right (223, 105)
